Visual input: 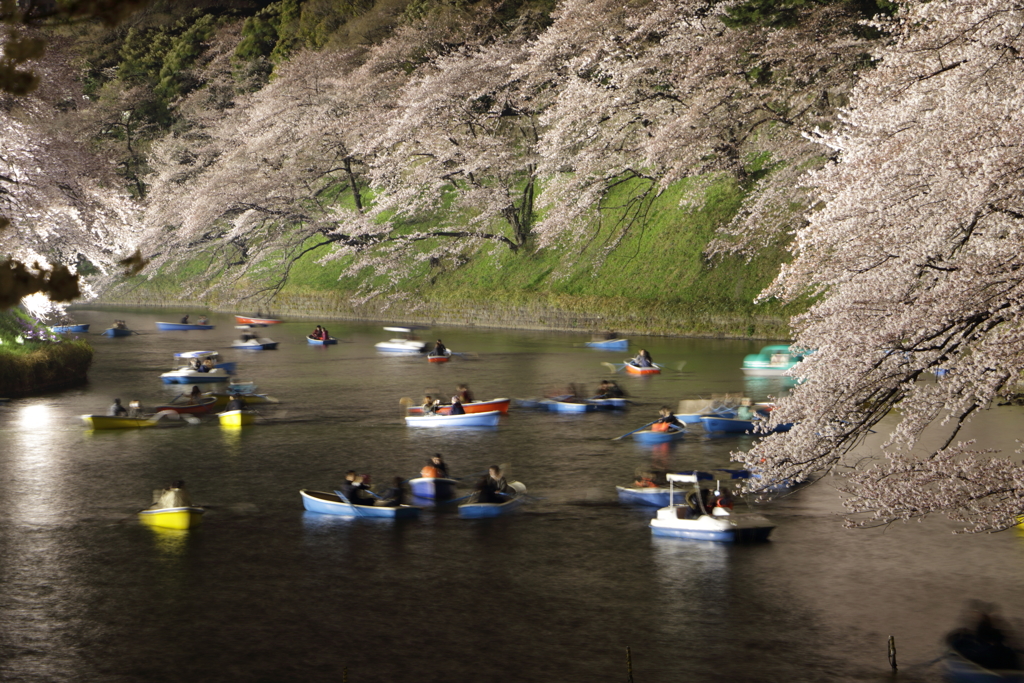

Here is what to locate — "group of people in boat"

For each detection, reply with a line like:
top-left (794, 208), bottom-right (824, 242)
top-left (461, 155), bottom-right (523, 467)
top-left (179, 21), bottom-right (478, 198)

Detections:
top-left (189, 357), bottom-right (216, 372)
top-left (338, 471), bottom-right (406, 507)
top-left (429, 339), bottom-right (448, 357)
top-left (111, 320), bottom-right (128, 330)
top-left (179, 314), bottom-right (209, 325)
top-left (309, 325), bottom-right (331, 341)
top-left (421, 384), bottom-right (475, 415)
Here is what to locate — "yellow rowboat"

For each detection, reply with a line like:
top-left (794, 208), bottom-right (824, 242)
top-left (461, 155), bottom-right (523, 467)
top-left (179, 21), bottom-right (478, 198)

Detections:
top-left (219, 409), bottom-right (257, 427)
top-left (138, 506), bottom-right (204, 530)
top-left (82, 415), bottom-right (154, 429)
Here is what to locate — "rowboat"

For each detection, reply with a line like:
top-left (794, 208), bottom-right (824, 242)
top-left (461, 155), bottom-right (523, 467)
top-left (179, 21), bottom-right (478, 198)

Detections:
top-left (427, 350), bottom-right (451, 363)
top-left (300, 489), bottom-right (422, 518)
top-left (80, 410), bottom-right (196, 429)
top-left (138, 506), bottom-right (204, 530)
top-left (155, 322), bottom-right (215, 331)
top-left (235, 315), bottom-right (283, 325)
top-left (699, 416), bottom-right (793, 434)
top-left (632, 428), bottom-right (686, 444)
top-left (405, 410), bottom-right (501, 427)
top-left (408, 477), bottom-right (458, 500)
top-left (203, 392), bottom-right (279, 407)
top-left (590, 397), bottom-right (628, 410)
top-left (219, 409), bottom-right (257, 427)
top-left (540, 399), bottom-right (597, 413)
top-left (624, 360), bottom-right (660, 375)
top-left (151, 397), bottom-right (218, 415)
top-left (741, 344), bottom-right (808, 377)
top-left (585, 338), bottom-right (629, 350)
top-left (161, 351), bottom-right (233, 384)
top-left (101, 327), bottom-right (133, 337)
top-left (375, 326), bottom-right (427, 353)
top-left (616, 485), bottom-right (674, 507)
top-left (307, 335), bottom-right (338, 345)
top-left (942, 644), bottom-right (1024, 682)
top-left (228, 379), bottom-right (257, 394)
top-left (458, 482), bottom-right (527, 518)
top-left (51, 324), bottom-right (89, 333)
top-left (406, 398), bottom-right (511, 415)
top-left (649, 474), bottom-right (774, 542)
top-left (232, 337), bottom-right (278, 350)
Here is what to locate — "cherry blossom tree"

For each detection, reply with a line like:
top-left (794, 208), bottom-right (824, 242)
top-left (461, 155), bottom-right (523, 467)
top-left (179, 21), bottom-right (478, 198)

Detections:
top-left (740, 0), bottom-right (1024, 533)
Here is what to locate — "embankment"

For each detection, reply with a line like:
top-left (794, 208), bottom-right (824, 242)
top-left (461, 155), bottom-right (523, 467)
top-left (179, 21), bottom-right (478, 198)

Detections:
top-left (0, 310), bottom-right (93, 397)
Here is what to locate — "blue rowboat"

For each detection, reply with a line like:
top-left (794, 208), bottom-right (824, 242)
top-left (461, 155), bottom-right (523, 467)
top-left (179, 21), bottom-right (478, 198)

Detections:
top-left (52, 324), bottom-right (89, 333)
top-left (156, 322), bottom-right (215, 331)
top-left (405, 410), bottom-right (501, 428)
top-left (408, 477), bottom-right (458, 500)
top-left (299, 489), bottom-right (422, 518)
top-left (585, 338), bottom-right (629, 350)
top-left (676, 408), bottom-right (736, 424)
top-left (307, 335), bottom-right (338, 345)
top-left (101, 327), bottom-right (132, 337)
top-left (458, 482), bottom-right (527, 518)
top-left (590, 397), bottom-right (628, 410)
top-left (616, 486), bottom-right (673, 507)
top-left (173, 351), bottom-right (236, 375)
top-left (541, 399), bottom-right (597, 413)
top-left (699, 416), bottom-right (793, 434)
top-left (632, 428), bottom-right (685, 444)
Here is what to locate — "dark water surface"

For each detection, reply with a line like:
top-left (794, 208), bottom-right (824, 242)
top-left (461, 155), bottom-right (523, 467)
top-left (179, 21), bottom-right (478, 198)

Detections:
top-left (2, 308), bottom-right (1023, 682)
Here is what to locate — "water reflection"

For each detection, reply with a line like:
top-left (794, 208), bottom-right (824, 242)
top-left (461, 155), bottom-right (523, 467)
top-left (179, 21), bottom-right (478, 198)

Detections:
top-left (146, 526), bottom-right (192, 556)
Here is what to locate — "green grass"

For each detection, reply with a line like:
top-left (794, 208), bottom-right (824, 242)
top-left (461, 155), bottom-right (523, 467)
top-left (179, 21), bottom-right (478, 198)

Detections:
top-left (0, 310), bottom-right (94, 396)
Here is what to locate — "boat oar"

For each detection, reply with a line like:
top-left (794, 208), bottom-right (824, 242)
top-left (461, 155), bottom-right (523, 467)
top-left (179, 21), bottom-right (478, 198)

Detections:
top-left (169, 393), bottom-right (184, 404)
top-left (602, 362), bottom-right (626, 373)
top-left (334, 490), bottom-right (364, 517)
top-left (611, 420), bottom-right (659, 441)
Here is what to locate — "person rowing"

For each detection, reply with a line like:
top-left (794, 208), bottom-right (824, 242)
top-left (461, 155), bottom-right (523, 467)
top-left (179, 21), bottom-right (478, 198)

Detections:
top-left (431, 339), bottom-right (448, 357)
top-left (650, 406), bottom-right (684, 432)
top-left (632, 349), bottom-right (654, 368)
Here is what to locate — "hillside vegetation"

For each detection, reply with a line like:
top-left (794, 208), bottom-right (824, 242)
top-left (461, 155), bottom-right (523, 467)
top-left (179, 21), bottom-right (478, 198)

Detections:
top-left (4, 0), bottom-right (888, 336)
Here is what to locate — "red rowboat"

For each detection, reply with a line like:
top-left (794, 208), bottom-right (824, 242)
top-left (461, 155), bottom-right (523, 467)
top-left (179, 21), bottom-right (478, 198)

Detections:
top-left (624, 362), bottom-right (661, 375)
top-left (235, 316), bottom-right (283, 325)
top-left (151, 397), bottom-right (218, 414)
top-left (407, 398), bottom-right (511, 415)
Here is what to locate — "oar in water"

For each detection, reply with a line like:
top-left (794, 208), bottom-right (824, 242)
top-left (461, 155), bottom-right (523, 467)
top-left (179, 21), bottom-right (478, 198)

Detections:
top-left (168, 393), bottom-right (185, 404)
top-left (602, 362), bottom-right (626, 373)
top-left (611, 420), bottom-right (659, 441)
top-left (334, 490), bottom-right (365, 517)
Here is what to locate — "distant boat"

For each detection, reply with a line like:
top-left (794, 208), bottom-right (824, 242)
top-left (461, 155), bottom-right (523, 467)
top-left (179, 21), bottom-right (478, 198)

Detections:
top-left (407, 397), bottom-right (511, 415)
top-left (699, 416), bottom-right (792, 434)
top-left (203, 392), bottom-right (279, 408)
top-left (232, 337), bottom-right (278, 350)
top-left (307, 335), bottom-right (338, 345)
top-left (151, 397), bottom-right (218, 415)
top-left (741, 344), bottom-right (809, 377)
top-left (155, 322), bottom-right (215, 331)
top-left (375, 326), bottom-right (428, 353)
top-left (101, 327), bottom-right (133, 337)
top-left (235, 315), bottom-right (282, 325)
top-left (299, 489), bottom-right (422, 518)
top-left (585, 338), bottom-right (629, 351)
top-left (458, 482), bottom-right (527, 518)
top-left (219, 409), bottom-right (257, 427)
top-left (51, 324), bottom-right (89, 334)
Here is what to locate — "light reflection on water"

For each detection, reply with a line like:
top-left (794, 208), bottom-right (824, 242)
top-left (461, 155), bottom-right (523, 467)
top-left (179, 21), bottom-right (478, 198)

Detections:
top-left (0, 308), bottom-right (1022, 682)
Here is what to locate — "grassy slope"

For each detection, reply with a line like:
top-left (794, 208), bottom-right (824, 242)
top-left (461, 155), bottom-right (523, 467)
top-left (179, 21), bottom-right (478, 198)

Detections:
top-left (0, 309), bottom-right (94, 396)
top-left (102, 176), bottom-right (800, 338)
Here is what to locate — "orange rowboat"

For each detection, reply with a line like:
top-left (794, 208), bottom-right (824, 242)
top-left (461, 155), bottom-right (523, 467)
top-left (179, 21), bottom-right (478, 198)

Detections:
top-left (624, 362), bottom-right (661, 375)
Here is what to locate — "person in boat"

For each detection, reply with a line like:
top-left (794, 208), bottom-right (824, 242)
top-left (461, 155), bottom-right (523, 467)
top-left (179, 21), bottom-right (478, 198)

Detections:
top-left (311, 325), bottom-right (324, 340)
top-left (651, 407), bottom-right (684, 432)
top-left (109, 398), bottom-right (128, 417)
top-left (634, 470), bottom-right (658, 488)
top-left (376, 476), bottom-right (407, 507)
top-left (432, 339), bottom-right (448, 356)
top-left (456, 384), bottom-right (474, 403)
top-left (430, 454), bottom-right (450, 479)
top-left (736, 397), bottom-right (756, 420)
top-left (421, 394), bottom-right (439, 415)
top-left (198, 315), bottom-right (208, 325)
top-left (189, 385), bottom-right (203, 404)
top-left (180, 314), bottom-right (190, 325)
top-left (476, 465), bottom-right (511, 503)
top-left (128, 400), bottom-right (143, 418)
top-left (593, 379), bottom-right (625, 399)
top-left (687, 488), bottom-right (716, 516)
top-left (321, 326), bottom-right (330, 340)
top-left (347, 474), bottom-right (375, 506)
top-left (714, 486), bottom-right (735, 510)
top-left (448, 396), bottom-right (466, 415)
top-left (225, 393), bottom-right (247, 412)
top-left (202, 358), bottom-right (215, 372)
top-left (151, 480), bottom-right (192, 509)
top-left (632, 349), bottom-right (654, 368)
top-left (946, 601), bottom-right (1021, 671)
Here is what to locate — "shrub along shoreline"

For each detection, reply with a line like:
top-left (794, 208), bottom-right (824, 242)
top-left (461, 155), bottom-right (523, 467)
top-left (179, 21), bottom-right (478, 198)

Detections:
top-left (0, 310), bottom-right (94, 397)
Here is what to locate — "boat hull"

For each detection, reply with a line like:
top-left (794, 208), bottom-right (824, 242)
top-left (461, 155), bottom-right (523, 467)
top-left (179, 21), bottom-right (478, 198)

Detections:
top-left (458, 494), bottom-right (525, 518)
top-left (156, 322), bottom-right (215, 331)
top-left (616, 486), bottom-right (673, 507)
top-left (585, 339), bottom-right (629, 350)
top-left (699, 416), bottom-right (793, 434)
top-left (307, 336), bottom-right (338, 345)
top-left (232, 340), bottom-right (278, 350)
top-left (405, 410), bottom-right (501, 427)
top-left (219, 410), bottom-right (256, 426)
top-left (300, 490), bottom-right (421, 518)
top-left (408, 477), bottom-right (458, 500)
top-left (52, 324), bottom-right (89, 333)
top-left (650, 506), bottom-right (774, 542)
top-left (204, 392), bottom-right (278, 407)
top-left (375, 340), bottom-right (427, 353)
top-left (624, 362), bottom-right (660, 375)
top-left (81, 415), bottom-right (154, 429)
top-left (943, 650), bottom-right (1024, 683)
top-left (631, 429), bottom-right (685, 444)
top-left (102, 328), bottom-right (132, 337)
top-left (139, 506), bottom-right (204, 530)
top-left (161, 370), bottom-right (229, 384)
top-left (542, 399), bottom-right (596, 413)
top-left (427, 354), bottom-right (450, 363)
